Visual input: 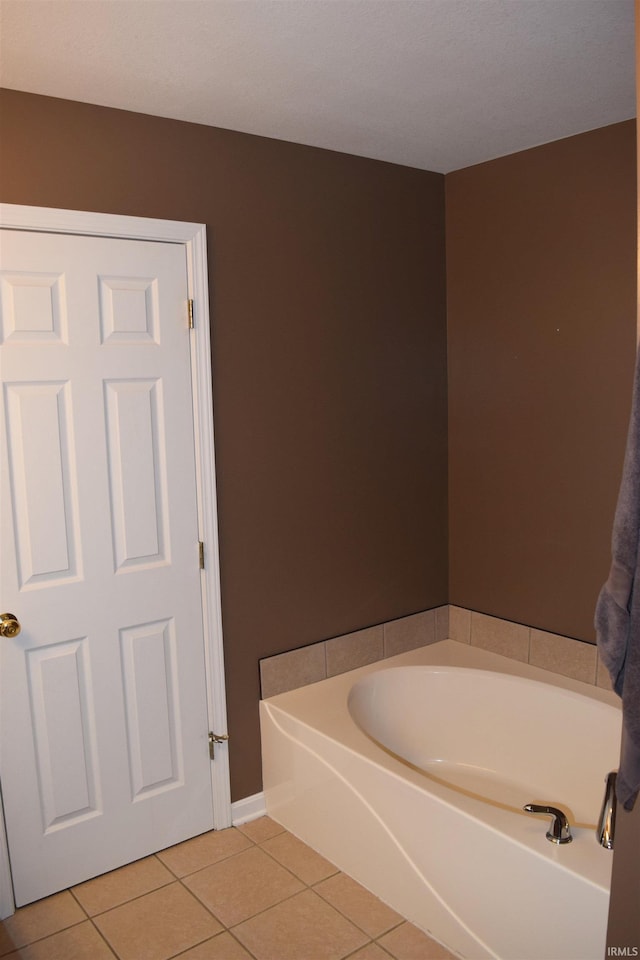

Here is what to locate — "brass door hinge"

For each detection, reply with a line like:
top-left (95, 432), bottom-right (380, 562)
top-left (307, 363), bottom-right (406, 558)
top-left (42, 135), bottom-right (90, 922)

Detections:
top-left (209, 731), bottom-right (229, 759)
top-left (198, 541), bottom-right (205, 569)
top-left (188, 299), bottom-right (194, 329)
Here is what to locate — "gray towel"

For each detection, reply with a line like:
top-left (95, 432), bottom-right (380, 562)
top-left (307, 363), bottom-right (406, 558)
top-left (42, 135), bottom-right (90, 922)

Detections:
top-left (595, 349), bottom-right (640, 810)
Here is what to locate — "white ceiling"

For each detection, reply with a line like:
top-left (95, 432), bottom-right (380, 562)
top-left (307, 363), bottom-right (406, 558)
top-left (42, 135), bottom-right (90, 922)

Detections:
top-left (0, 0), bottom-right (635, 173)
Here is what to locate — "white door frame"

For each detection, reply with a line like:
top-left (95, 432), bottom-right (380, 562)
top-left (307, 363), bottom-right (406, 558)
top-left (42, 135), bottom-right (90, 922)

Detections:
top-left (0, 204), bottom-right (231, 918)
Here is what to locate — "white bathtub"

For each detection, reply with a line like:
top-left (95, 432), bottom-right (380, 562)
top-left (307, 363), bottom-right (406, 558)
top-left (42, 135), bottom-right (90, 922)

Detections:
top-left (260, 639), bottom-right (622, 960)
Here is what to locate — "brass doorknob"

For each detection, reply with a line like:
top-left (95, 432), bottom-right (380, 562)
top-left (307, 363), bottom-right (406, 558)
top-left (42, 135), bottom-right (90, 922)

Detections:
top-left (0, 613), bottom-right (21, 638)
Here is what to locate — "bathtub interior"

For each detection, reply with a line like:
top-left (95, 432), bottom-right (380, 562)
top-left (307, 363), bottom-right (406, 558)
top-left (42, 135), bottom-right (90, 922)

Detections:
top-left (346, 664), bottom-right (621, 826)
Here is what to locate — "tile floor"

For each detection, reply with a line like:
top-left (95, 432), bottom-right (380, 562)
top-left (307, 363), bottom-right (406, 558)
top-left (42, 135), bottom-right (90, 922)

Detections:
top-left (0, 817), bottom-right (456, 960)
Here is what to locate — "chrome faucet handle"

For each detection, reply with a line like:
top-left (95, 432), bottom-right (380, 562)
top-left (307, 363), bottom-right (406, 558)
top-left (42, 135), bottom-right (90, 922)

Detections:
top-left (523, 803), bottom-right (573, 844)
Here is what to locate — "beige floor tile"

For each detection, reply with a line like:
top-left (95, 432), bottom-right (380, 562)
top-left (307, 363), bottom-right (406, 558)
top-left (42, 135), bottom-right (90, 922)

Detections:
top-left (235, 815), bottom-right (285, 844)
top-left (71, 856), bottom-right (173, 916)
top-left (314, 873), bottom-right (403, 938)
top-left (93, 882), bottom-right (222, 960)
top-left (378, 922), bottom-right (457, 959)
top-left (349, 944), bottom-right (394, 960)
top-left (261, 830), bottom-right (338, 884)
top-left (1, 920), bottom-right (115, 960)
top-left (183, 845), bottom-right (304, 927)
top-left (176, 931), bottom-right (255, 959)
top-left (233, 888), bottom-right (369, 960)
top-left (156, 828), bottom-right (252, 878)
top-left (0, 892), bottom-right (86, 955)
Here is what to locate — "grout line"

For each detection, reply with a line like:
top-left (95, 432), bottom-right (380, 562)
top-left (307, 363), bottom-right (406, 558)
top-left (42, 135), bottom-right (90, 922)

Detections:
top-left (155, 829), bottom-right (257, 882)
top-left (172, 843), bottom-right (330, 934)
top-left (343, 941), bottom-right (393, 960)
top-left (174, 846), bottom-right (264, 887)
top-left (224, 887), bottom-right (310, 932)
top-left (68, 894), bottom-right (123, 958)
top-left (75, 876), bottom-right (181, 919)
top-left (254, 829), bottom-right (340, 886)
top-left (175, 875), bottom-right (226, 929)
top-left (0, 917), bottom-right (89, 958)
top-left (67, 886), bottom-right (90, 918)
top-left (154, 850), bottom-right (184, 881)
top-left (309, 875), bottom-right (408, 944)
top-left (257, 836), bottom-right (407, 946)
top-left (164, 927), bottom-right (257, 960)
top-left (87, 917), bottom-right (119, 960)
top-left (223, 927), bottom-right (262, 960)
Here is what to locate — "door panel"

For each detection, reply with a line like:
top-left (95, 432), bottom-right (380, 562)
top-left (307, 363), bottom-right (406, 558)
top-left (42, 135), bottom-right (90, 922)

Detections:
top-left (4, 380), bottom-right (81, 587)
top-left (26, 637), bottom-right (99, 830)
top-left (104, 377), bottom-right (168, 568)
top-left (119, 617), bottom-right (183, 798)
top-left (0, 229), bottom-right (214, 905)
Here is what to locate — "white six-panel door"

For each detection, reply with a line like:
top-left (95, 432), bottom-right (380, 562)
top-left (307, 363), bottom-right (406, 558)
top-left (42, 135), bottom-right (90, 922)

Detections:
top-left (0, 214), bottom-right (229, 907)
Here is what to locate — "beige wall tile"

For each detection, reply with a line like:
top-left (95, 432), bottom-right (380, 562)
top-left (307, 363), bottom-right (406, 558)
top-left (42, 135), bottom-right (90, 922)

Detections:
top-left (384, 610), bottom-right (436, 657)
top-left (260, 642), bottom-right (326, 698)
top-left (470, 612), bottom-right (529, 661)
top-left (448, 606), bottom-right (471, 643)
top-left (529, 630), bottom-right (597, 683)
top-left (435, 605), bottom-right (449, 642)
top-left (259, 608), bottom-right (449, 698)
top-left (326, 626), bottom-right (383, 677)
top-left (596, 654), bottom-right (615, 691)
top-left (258, 607), bottom-right (610, 699)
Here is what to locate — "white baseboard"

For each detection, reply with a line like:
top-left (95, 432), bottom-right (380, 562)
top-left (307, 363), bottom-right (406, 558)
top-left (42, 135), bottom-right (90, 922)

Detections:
top-left (231, 792), bottom-right (266, 825)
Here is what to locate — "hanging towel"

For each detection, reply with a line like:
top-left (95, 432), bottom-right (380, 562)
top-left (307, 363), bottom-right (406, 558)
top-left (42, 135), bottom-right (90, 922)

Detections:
top-left (595, 348), bottom-right (640, 810)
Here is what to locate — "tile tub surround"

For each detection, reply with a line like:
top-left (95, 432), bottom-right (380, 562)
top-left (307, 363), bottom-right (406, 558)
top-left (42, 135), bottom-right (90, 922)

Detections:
top-left (260, 605), bottom-right (613, 698)
top-left (260, 608), bottom-right (450, 698)
top-left (0, 819), bottom-right (456, 960)
top-left (448, 607), bottom-right (612, 691)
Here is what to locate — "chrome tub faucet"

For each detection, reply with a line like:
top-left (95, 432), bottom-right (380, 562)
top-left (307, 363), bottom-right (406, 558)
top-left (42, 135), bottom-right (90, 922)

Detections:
top-left (596, 771), bottom-right (617, 850)
top-left (523, 803), bottom-right (573, 843)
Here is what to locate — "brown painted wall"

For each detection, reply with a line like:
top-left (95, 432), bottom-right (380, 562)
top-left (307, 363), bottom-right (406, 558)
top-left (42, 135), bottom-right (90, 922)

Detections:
top-left (446, 121), bottom-right (637, 642)
top-left (2, 89), bottom-right (635, 807)
top-left (0, 89), bottom-right (448, 800)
